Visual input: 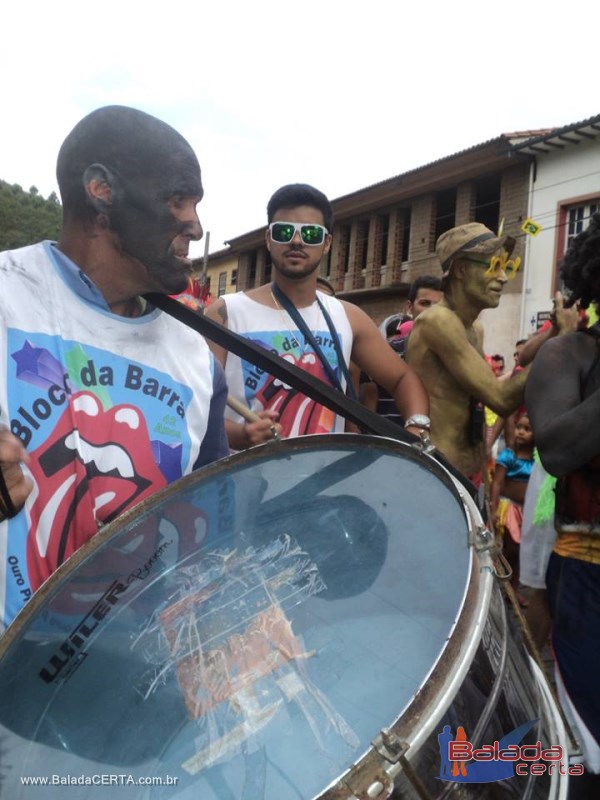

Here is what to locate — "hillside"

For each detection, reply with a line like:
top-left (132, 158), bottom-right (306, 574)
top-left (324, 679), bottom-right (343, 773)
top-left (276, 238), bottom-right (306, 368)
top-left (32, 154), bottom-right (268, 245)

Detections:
top-left (0, 180), bottom-right (61, 250)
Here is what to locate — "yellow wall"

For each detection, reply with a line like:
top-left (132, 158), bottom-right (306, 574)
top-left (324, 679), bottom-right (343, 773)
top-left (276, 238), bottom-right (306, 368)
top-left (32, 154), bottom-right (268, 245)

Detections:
top-left (204, 253), bottom-right (239, 297)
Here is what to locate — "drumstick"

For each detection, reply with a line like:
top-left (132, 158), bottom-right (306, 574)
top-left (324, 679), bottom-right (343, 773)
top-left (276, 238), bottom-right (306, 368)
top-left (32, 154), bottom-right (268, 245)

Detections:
top-left (227, 395), bottom-right (280, 440)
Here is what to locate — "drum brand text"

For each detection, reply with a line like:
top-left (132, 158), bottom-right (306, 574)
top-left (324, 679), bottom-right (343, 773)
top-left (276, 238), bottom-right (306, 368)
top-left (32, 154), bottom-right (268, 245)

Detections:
top-left (38, 580), bottom-right (128, 684)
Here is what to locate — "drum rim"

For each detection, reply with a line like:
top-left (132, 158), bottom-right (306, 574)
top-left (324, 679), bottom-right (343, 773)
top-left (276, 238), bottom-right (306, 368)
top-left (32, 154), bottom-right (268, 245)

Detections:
top-left (0, 434), bottom-right (494, 799)
top-left (316, 459), bottom-right (495, 798)
top-left (387, 479), bottom-right (494, 748)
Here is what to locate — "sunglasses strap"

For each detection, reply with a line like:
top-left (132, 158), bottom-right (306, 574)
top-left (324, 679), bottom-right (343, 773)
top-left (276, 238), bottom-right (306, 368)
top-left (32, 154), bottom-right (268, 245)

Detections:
top-left (271, 283), bottom-right (358, 401)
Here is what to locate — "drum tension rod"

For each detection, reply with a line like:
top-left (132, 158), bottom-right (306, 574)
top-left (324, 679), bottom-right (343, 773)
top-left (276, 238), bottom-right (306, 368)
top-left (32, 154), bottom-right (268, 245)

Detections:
top-left (369, 730), bottom-right (434, 800)
top-left (410, 431), bottom-right (436, 455)
top-left (479, 499), bottom-right (514, 581)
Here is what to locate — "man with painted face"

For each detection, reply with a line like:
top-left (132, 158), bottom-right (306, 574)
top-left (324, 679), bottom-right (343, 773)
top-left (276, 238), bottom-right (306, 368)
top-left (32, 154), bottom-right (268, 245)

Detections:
top-left (0, 105), bottom-right (228, 630)
top-left (406, 223), bottom-right (529, 485)
top-left (205, 183), bottom-right (429, 448)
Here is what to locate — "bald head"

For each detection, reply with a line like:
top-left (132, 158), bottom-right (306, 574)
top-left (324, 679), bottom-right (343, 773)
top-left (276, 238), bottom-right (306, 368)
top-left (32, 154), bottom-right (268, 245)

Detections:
top-left (56, 106), bottom-right (204, 295)
top-left (57, 105), bottom-right (201, 222)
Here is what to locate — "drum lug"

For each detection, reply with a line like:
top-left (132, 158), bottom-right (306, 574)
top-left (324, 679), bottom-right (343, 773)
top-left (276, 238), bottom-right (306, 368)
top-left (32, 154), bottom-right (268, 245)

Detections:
top-left (337, 753), bottom-right (395, 799)
top-left (373, 727), bottom-right (407, 763)
top-left (373, 731), bottom-right (434, 800)
top-left (410, 431), bottom-right (436, 455)
top-left (472, 524), bottom-right (495, 553)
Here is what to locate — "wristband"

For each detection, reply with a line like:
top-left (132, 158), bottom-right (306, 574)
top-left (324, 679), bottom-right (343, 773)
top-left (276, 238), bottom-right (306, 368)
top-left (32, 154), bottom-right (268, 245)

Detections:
top-left (404, 414), bottom-right (431, 430)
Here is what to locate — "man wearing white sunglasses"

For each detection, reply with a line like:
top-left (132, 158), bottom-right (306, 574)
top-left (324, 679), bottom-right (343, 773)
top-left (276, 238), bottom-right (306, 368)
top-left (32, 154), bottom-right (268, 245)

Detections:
top-left (406, 222), bottom-right (529, 485)
top-left (206, 183), bottom-right (429, 449)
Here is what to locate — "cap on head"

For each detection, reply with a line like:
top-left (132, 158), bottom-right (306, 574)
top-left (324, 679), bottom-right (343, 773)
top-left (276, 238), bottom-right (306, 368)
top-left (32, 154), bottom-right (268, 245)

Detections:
top-left (436, 222), bottom-right (516, 278)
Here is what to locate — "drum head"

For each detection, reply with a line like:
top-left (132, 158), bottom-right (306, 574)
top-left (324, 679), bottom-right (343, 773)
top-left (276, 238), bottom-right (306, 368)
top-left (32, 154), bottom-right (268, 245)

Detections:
top-left (0, 435), bottom-right (472, 799)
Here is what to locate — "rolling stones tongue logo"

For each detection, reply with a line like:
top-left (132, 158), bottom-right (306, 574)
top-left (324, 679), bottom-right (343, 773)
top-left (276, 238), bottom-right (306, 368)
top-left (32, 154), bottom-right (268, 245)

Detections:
top-left (27, 391), bottom-right (167, 591)
top-left (255, 352), bottom-right (335, 437)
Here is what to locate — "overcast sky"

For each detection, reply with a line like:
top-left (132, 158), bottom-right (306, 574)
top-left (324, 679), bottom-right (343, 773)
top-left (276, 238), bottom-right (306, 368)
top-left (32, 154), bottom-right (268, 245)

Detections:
top-left (2, 1), bottom-right (598, 256)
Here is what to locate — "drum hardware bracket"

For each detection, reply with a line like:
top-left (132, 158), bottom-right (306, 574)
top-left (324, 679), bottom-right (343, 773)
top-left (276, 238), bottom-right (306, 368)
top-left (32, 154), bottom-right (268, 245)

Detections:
top-left (472, 524), bottom-right (496, 553)
top-left (372, 728), bottom-right (407, 763)
top-left (369, 731), bottom-right (435, 800)
top-left (338, 753), bottom-right (395, 799)
top-left (410, 431), bottom-right (436, 455)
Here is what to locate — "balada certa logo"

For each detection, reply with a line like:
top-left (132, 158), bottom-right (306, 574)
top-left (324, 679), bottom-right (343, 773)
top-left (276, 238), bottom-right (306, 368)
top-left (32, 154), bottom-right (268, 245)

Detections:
top-left (437, 720), bottom-right (584, 782)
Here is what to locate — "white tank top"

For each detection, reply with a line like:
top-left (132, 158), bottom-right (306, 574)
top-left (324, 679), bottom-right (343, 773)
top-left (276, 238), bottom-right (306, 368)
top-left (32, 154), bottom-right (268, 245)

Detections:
top-left (223, 290), bottom-right (353, 437)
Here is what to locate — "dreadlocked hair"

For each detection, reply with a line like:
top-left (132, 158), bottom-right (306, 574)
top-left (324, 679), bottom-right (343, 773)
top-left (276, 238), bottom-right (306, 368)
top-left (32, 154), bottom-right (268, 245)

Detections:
top-left (560, 212), bottom-right (600, 309)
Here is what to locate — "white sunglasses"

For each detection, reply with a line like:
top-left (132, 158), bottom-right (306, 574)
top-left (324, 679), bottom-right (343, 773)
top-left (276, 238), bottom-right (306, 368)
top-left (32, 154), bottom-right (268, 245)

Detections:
top-left (269, 221), bottom-right (329, 246)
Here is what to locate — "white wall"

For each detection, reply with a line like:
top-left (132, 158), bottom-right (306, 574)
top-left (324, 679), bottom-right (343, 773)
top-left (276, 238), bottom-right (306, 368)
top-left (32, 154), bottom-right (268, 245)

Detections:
top-left (480, 293), bottom-right (522, 366)
top-left (521, 138), bottom-right (600, 336)
top-left (452, 135), bottom-right (599, 369)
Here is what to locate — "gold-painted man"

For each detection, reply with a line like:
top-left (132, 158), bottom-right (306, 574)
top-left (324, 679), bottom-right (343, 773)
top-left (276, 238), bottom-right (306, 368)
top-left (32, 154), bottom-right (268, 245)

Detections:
top-left (406, 223), bottom-right (528, 485)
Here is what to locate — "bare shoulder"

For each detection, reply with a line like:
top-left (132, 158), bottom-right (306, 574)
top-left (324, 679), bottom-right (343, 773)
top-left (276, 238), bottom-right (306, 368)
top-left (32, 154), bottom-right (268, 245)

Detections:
top-left (340, 299), bottom-right (370, 325)
top-left (205, 296), bottom-right (228, 326)
top-left (202, 298), bottom-right (230, 364)
top-left (339, 300), bottom-right (381, 338)
top-left (413, 304), bottom-right (464, 339)
top-left (533, 329), bottom-right (595, 369)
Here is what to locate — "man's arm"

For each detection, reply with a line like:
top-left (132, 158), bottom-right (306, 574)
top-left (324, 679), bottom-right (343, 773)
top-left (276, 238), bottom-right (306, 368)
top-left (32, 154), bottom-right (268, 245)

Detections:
top-left (344, 303), bottom-right (429, 428)
top-left (0, 427), bottom-right (33, 521)
top-left (519, 292), bottom-right (582, 367)
top-left (413, 306), bottom-right (529, 416)
top-left (526, 333), bottom-right (600, 476)
top-left (204, 298), bottom-right (230, 368)
top-left (487, 414), bottom-right (506, 458)
top-left (204, 299), bottom-right (282, 448)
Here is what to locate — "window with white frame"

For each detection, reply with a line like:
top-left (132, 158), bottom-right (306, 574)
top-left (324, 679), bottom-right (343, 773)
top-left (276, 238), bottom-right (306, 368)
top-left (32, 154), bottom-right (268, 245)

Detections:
top-left (566, 202), bottom-right (599, 252)
top-left (218, 272), bottom-right (227, 296)
top-left (553, 197), bottom-right (600, 294)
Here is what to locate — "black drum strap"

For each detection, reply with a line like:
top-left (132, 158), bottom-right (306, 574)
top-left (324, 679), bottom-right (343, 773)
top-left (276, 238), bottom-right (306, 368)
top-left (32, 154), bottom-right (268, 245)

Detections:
top-left (145, 293), bottom-right (477, 499)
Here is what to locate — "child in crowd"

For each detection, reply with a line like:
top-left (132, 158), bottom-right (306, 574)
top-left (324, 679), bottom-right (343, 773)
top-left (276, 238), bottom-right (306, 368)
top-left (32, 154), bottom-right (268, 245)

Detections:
top-left (491, 412), bottom-right (535, 599)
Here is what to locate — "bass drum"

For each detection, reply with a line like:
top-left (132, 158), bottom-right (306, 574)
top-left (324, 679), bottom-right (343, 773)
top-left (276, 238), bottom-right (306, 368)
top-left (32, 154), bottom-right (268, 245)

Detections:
top-left (0, 435), bottom-right (568, 799)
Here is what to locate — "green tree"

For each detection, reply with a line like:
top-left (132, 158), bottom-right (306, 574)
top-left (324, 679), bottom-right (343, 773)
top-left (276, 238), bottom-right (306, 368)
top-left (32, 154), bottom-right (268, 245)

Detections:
top-left (0, 179), bottom-right (62, 250)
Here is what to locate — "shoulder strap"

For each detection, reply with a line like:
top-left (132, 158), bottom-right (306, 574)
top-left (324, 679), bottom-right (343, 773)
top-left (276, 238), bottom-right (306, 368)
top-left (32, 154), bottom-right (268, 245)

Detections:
top-left (315, 296), bottom-right (358, 401)
top-left (271, 283), bottom-right (357, 400)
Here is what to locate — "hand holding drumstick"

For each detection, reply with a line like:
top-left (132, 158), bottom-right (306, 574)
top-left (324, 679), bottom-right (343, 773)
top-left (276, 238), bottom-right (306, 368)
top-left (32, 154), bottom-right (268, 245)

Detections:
top-left (226, 395), bottom-right (282, 445)
top-left (0, 426), bottom-right (33, 522)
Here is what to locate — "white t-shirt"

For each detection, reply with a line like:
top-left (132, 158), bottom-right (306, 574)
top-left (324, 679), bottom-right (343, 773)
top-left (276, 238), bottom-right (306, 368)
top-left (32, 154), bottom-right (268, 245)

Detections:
top-left (0, 241), bottom-right (228, 628)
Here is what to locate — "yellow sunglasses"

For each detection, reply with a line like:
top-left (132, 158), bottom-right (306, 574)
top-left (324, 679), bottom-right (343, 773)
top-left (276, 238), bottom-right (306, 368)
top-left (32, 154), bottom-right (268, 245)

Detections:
top-left (465, 252), bottom-right (521, 280)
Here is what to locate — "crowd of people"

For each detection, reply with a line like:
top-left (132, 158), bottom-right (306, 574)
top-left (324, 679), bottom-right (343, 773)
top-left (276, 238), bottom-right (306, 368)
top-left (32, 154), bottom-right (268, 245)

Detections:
top-left (1, 104), bottom-right (599, 792)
